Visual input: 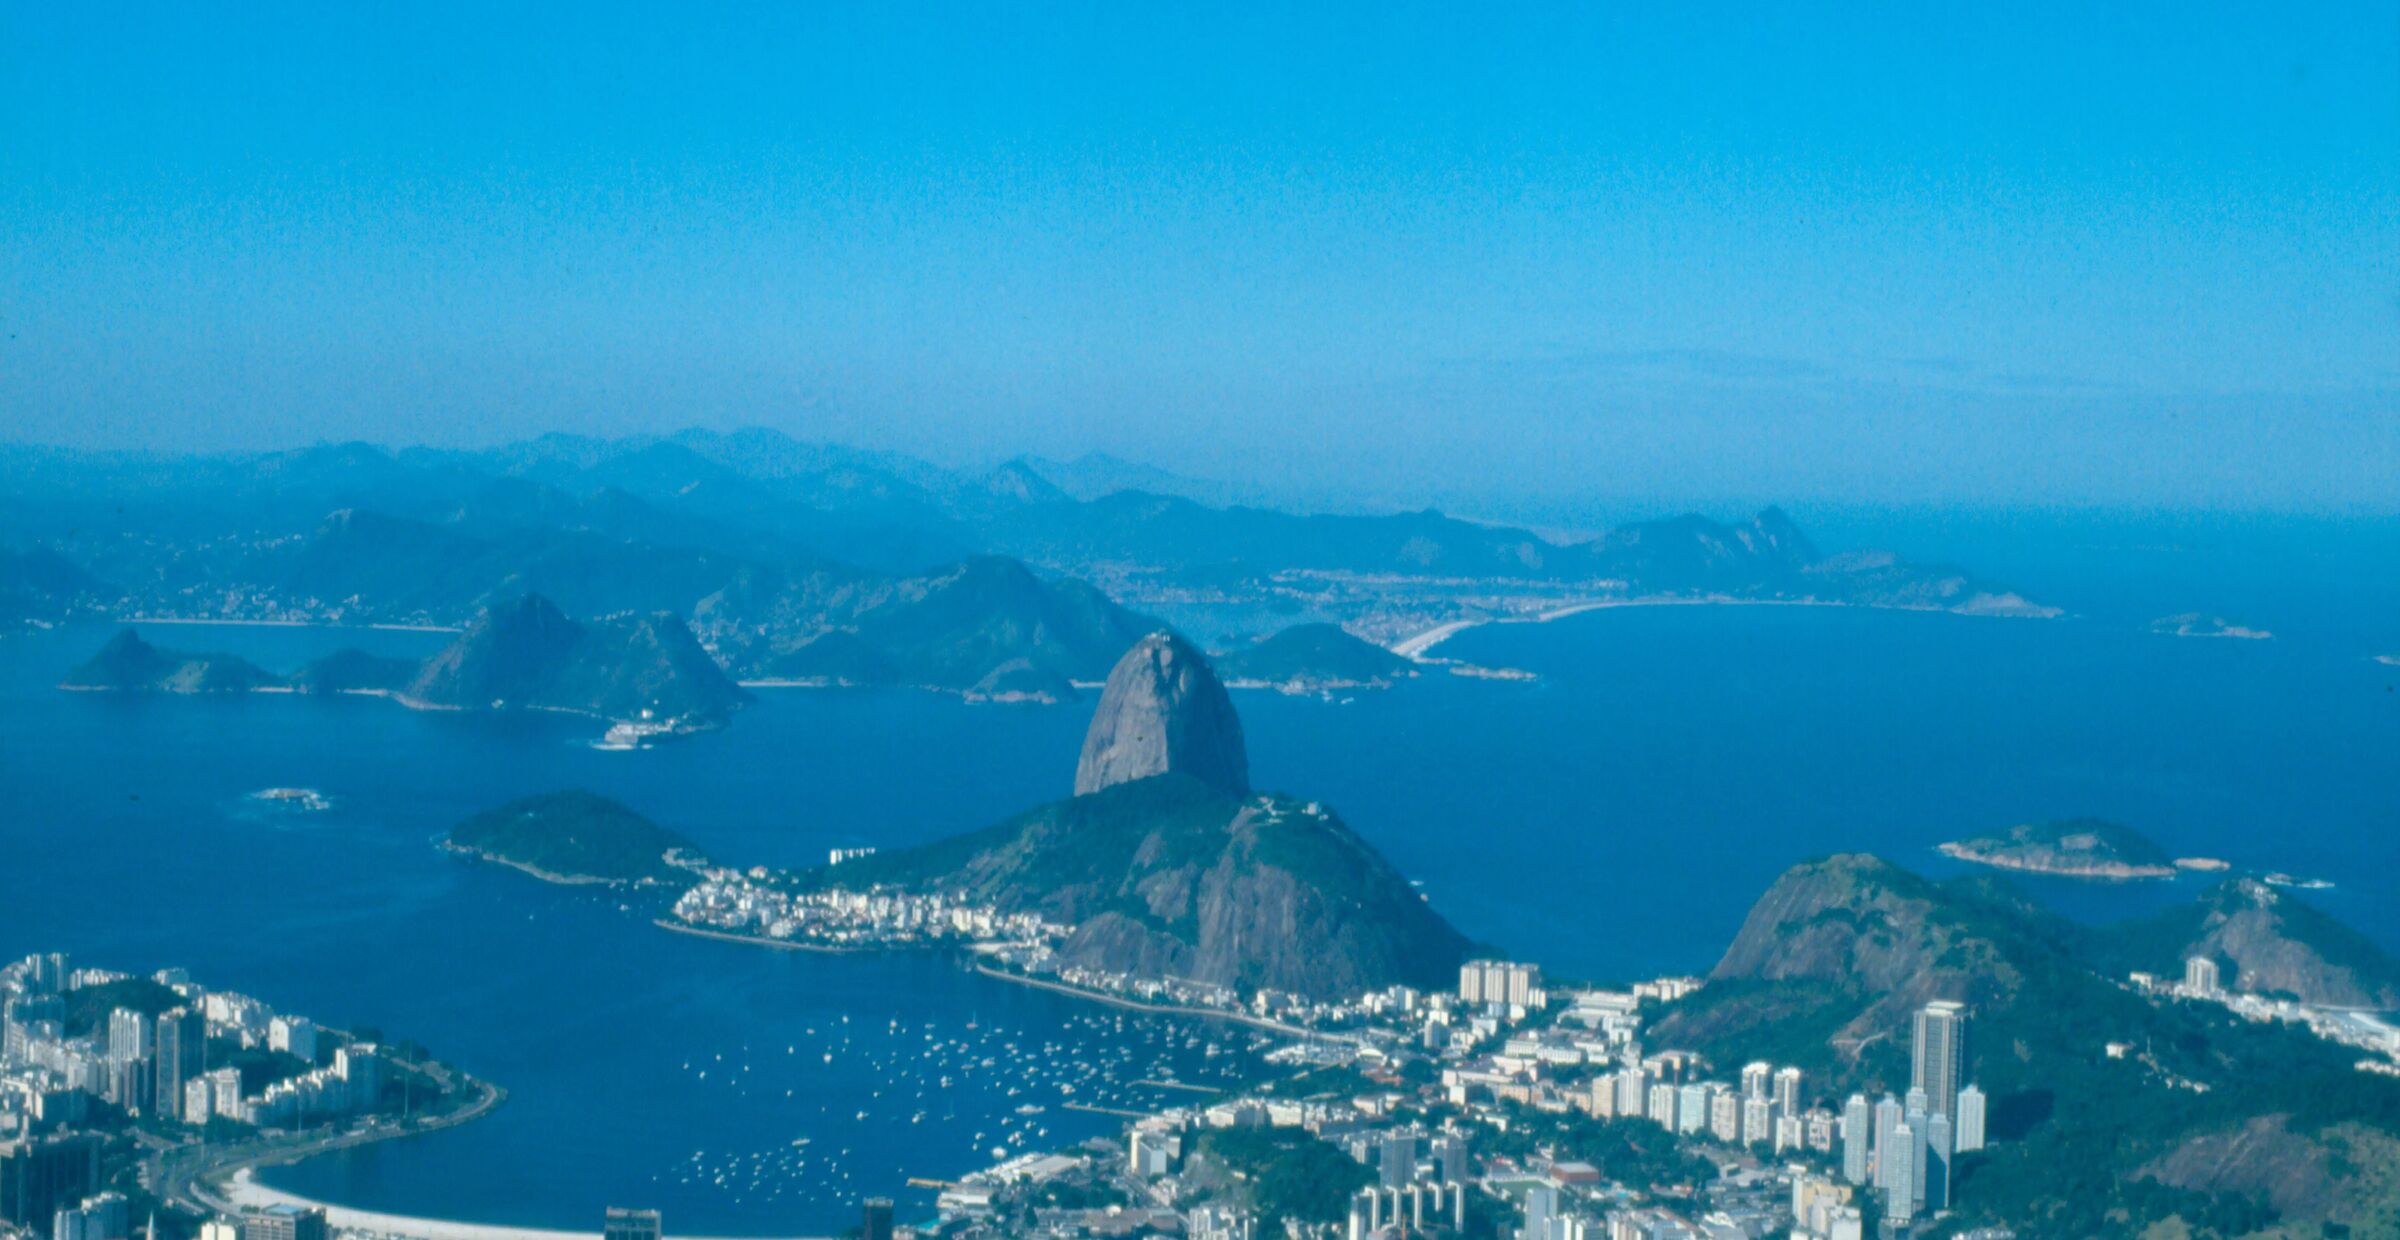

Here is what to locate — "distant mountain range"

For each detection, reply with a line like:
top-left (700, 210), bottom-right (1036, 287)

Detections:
top-left (1649, 853), bottom-right (2400, 1235)
top-left (5, 429), bottom-right (2053, 694)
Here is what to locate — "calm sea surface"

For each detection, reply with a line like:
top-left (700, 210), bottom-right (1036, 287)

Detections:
top-left (1, 525), bottom-right (2393, 1232)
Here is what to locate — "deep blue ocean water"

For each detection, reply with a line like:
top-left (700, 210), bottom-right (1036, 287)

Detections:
top-left (1, 517), bottom-right (2393, 1233)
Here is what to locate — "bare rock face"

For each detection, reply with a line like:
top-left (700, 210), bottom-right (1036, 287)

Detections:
top-left (1073, 631), bottom-right (1248, 797)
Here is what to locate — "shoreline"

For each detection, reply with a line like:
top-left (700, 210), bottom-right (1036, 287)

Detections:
top-left (439, 842), bottom-right (664, 888)
top-left (969, 965), bottom-right (1324, 1039)
top-left (1934, 841), bottom-right (2179, 882)
top-left (649, 917), bottom-right (919, 954)
top-left (212, 1171), bottom-right (830, 1240)
top-left (117, 616), bottom-right (462, 633)
top-left (1390, 594), bottom-right (2060, 659)
top-left (648, 913), bottom-right (1325, 1037)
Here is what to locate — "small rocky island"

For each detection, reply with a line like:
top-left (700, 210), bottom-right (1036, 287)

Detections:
top-left (1938, 818), bottom-right (2188, 880)
top-left (2148, 612), bottom-right (2272, 640)
top-left (444, 790), bottom-right (705, 885)
top-left (1214, 622), bottom-right (1420, 694)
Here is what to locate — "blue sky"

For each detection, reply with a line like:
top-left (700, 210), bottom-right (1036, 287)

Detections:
top-left (1, 3), bottom-right (2393, 511)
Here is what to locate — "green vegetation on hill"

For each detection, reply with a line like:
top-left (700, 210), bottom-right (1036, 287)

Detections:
top-left (829, 773), bottom-right (1469, 998)
top-left (447, 790), bottom-right (702, 884)
top-left (1188, 1127), bottom-right (1375, 1227)
top-left (407, 594), bottom-right (750, 726)
top-left (60, 630), bottom-right (282, 694)
top-left (2106, 877), bottom-right (2400, 1009)
top-left (62, 978), bottom-right (185, 1038)
top-left (1215, 623), bottom-right (1416, 688)
top-left (1648, 854), bottom-right (2400, 1238)
top-left (1940, 817), bottom-right (2176, 878)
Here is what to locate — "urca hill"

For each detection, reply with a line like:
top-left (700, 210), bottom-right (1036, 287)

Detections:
top-left (833, 631), bottom-right (1468, 1000)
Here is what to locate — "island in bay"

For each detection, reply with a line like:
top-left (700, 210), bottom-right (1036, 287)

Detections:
top-left (1213, 622), bottom-right (1421, 694)
top-left (60, 592), bottom-right (750, 744)
top-left (443, 790), bottom-right (706, 886)
top-left (1935, 818), bottom-right (2223, 881)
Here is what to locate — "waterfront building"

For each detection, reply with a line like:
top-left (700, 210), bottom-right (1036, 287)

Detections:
top-left (2184, 955), bottom-right (2222, 997)
top-left (602, 1208), bottom-right (662, 1240)
top-left (1841, 1094), bottom-right (1872, 1184)
top-left (1955, 1084), bottom-right (1987, 1152)
top-left (1910, 1001), bottom-right (1970, 1118)
top-left (198, 1221), bottom-right (240, 1240)
top-left (267, 1017), bottom-right (316, 1064)
top-left (862, 1198), bottom-right (893, 1240)
top-left (237, 1205), bottom-right (327, 1240)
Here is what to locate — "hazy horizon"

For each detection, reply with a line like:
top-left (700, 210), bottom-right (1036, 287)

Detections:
top-left (5, 4), bottom-right (2395, 514)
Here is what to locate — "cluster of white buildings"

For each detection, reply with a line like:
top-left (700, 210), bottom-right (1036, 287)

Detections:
top-left (1828, 1001), bottom-right (1987, 1229)
top-left (2133, 954), bottom-right (2400, 1074)
top-left (671, 874), bottom-right (1066, 950)
top-left (0, 951), bottom-right (385, 1141)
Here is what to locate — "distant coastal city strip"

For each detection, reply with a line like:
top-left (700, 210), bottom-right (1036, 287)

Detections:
top-left (17, 907), bottom-right (2397, 1240)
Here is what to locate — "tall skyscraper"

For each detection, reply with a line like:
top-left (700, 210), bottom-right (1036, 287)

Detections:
top-left (2183, 955), bottom-right (2221, 996)
top-left (861, 1198), bottom-right (893, 1240)
top-left (1615, 1064), bottom-right (1647, 1118)
top-left (1432, 1134), bottom-right (1470, 1186)
top-left (1841, 1094), bottom-right (1872, 1184)
top-left (1519, 1185), bottom-right (1557, 1240)
top-left (1955, 1084), bottom-right (1987, 1153)
top-left (1911, 1000), bottom-right (1970, 1118)
top-left (1772, 1065), bottom-right (1804, 1118)
top-left (1740, 1061), bottom-right (1772, 1100)
top-left (1871, 1095), bottom-right (1903, 1194)
top-left (1380, 1133), bottom-right (1418, 1188)
top-left (154, 1009), bottom-right (205, 1125)
top-left (105, 1010), bottom-right (149, 1064)
top-left (1925, 1112), bottom-right (1954, 1212)
top-left (0, 1134), bottom-right (101, 1229)
top-left (1882, 1123), bottom-right (1917, 1225)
